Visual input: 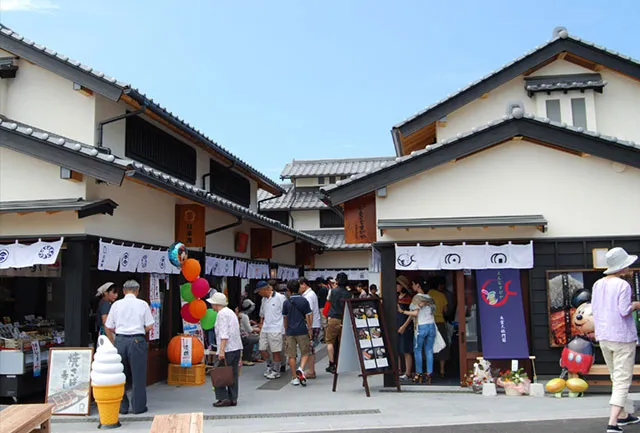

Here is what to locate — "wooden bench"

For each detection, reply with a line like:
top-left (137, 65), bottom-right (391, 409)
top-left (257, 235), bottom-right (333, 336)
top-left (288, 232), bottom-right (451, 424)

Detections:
top-left (0, 403), bottom-right (54, 433)
top-left (587, 364), bottom-right (640, 385)
top-left (150, 412), bottom-right (203, 433)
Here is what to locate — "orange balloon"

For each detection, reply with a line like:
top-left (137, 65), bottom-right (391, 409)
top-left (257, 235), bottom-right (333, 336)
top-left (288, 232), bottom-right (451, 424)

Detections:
top-left (182, 258), bottom-right (201, 282)
top-left (188, 299), bottom-right (207, 320)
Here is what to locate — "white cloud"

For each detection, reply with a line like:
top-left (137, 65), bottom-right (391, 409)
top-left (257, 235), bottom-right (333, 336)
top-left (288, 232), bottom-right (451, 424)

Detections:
top-left (0, 0), bottom-right (60, 12)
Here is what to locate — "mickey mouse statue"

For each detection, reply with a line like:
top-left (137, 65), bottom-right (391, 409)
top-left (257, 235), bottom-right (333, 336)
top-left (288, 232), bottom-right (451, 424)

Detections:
top-left (548, 289), bottom-right (594, 397)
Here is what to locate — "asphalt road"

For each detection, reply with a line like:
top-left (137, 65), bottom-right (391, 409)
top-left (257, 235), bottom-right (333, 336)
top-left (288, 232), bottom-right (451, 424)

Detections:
top-left (293, 418), bottom-right (613, 433)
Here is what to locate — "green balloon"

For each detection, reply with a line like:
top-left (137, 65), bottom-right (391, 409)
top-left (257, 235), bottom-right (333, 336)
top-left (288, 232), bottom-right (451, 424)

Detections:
top-left (200, 309), bottom-right (217, 330)
top-left (180, 283), bottom-right (195, 302)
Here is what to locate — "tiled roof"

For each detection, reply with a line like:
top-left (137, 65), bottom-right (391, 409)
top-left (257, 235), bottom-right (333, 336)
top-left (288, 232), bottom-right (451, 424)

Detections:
top-left (524, 73), bottom-right (606, 95)
top-left (393, 27), bottom-right (640, 132)
top-left (281, 157), bottom-right (395, 178)
top-left (258, 185), bottom-right (327, 211)
top-left (323, 107), bottom-right (640, 195)
top-left (303, 230), bottom-right (370, 250)
top-left (0, 117), bottom-right (323, 246)
top-left (0, 23), bottom-right (283, 194)
top-left (0, 117), bottom-right (131, 166)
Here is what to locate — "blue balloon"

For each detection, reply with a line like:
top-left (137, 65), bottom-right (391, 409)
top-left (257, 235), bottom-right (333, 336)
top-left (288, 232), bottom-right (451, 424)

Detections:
top-left (168, 242), bottom-right (188, 268)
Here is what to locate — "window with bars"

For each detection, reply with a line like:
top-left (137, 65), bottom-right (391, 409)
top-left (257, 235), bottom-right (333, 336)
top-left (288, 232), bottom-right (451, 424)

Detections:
top-left (319, 210), bottom-right (344, 228)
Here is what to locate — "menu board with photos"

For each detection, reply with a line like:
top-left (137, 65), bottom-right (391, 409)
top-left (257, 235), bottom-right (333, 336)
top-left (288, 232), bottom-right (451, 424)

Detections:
top-left (333, 298), bottom-right (400, 397)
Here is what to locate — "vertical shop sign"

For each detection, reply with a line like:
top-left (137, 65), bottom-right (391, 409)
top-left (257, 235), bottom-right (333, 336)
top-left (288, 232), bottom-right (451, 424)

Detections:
top-left (149, 274), bottom-right (162, 341)
top-left (344, 193), bottom-right (376, 244)
top-left (476, 269), bottom-right (529, 359)
top-left (175, 204), bottom-right (205, 248)
top-left (180, 336), bottom-right (192, 367)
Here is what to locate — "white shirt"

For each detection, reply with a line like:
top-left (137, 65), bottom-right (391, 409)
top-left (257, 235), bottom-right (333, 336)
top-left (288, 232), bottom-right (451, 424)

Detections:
top-left (302, 287), bottom-right (321, 329)
top-left (259, 291), bottom-right (286, 333)
top-left (105, 294), bottom-right (154, 335)
top-left (214, 307), bottom-right (243, 352)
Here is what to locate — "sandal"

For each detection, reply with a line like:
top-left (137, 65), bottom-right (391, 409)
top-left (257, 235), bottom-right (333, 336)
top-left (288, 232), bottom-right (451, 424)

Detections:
top-left (423, 373), bottom-right (432, 385)
top-left (412, 373), bottom-right (423, 384)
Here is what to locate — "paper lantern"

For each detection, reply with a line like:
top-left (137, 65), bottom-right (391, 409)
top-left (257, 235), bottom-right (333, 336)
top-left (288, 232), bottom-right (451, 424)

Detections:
top-left (188, 299), bottom-right (207, 320)
top-left (180, 303), bottom-right (199, 324)
top-left (180, 283), bottom-right (195, 303)
top-left (191, 277), bottom-right (209, 299)
top-left (168, 242), bottom-right (188, 268)
top-left (167, 334), bottom-right (204, 365)
top-left (200, 309), bottom-right (217, 330)
top-left (182, 258), bottom-right (201, 282)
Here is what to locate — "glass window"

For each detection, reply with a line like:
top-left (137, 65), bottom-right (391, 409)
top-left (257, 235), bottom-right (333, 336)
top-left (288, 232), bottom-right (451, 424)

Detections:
top-left (318, 177), bottom-right (325, 185)
top-left (571, 98), bottom-right (588, 129)
top-left (329, 176), bottom-right (336, 184)
top-left (545, 99), bottom-right (561, 122)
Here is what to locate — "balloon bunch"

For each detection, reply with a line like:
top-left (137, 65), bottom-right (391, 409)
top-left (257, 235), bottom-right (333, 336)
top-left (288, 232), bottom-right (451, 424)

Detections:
top-left (168, 242), bottom-right (217, 330)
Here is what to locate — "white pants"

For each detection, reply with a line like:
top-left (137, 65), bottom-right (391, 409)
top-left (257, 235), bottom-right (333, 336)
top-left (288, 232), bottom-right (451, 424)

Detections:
top-left (600, 340), bottom-right (636, 407)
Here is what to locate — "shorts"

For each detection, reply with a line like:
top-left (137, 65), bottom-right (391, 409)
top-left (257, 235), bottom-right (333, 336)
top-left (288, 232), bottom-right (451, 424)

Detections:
top-left (259, 331), bottom-right (283, 352)
top-left (286, 334), bottom-right (310, 358)
top-left (326, 318), bottom-right (342, 345)
top-left (309, 328), bottom-right (321, 355)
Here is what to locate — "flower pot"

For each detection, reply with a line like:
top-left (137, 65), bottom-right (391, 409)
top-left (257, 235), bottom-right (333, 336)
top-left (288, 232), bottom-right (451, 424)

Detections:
top-left (504, 387), bottom-right (522, 396)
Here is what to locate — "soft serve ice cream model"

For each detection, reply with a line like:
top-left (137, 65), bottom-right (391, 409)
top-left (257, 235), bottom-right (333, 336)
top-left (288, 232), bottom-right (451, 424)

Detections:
top-left (91, 335), bottom-right (126, 429)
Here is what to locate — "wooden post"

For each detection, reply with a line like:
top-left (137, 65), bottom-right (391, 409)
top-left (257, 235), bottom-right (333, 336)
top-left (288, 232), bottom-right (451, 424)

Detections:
top-left (380, 245), bottom-right (398, 388)
top-left (63, 240), bottom-right (90, 347)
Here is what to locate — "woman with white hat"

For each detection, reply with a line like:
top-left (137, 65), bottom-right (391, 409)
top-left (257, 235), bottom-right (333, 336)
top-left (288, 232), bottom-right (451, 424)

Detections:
top-left (591, 247), bottom-right (640, 433)
top-left (208, 292), bottom-right (243, 407)
top-left (95, 282), bottom-right (118, 340)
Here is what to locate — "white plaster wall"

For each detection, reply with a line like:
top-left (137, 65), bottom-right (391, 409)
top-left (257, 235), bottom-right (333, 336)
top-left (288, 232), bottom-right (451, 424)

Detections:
top-left (291, 210), bottom-right (320, 230)
top-left (0, 60), bottom-right (96, 143)
top-left (0, 148), bottom-right (86, 201)
top-left (594, 69), bottom-right (640, 143)
top-left (377, 139), bottom-right (640, 241)
top-left (249, 180), bottom-right (258, 212)
top-left (529, 59), bottom-right (590, 76)
top-left (94, 95), bottom-right (127, 155)
top-left (84, 178), bottom-right (178, 246)
top-left (314, 250), bottom-right (371, 268)
top-left (436, 77), bottom-right (535, 142)
top-left (0, 212), bottom-right (84, 237)
top-left (295, 177), bottom-right (325, 187)
top-left (271, 231), bottom-right (296, 265)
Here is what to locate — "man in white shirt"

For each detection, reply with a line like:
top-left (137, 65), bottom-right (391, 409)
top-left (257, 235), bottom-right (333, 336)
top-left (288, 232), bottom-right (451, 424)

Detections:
top-left (256, 280), bottom-right (286, 379)
top-left (208, 292), bottom-right (243, 407)
top-left (300, 277), bottom-right (321, 378)
top-left (105, 280), bottom-right (154, 415)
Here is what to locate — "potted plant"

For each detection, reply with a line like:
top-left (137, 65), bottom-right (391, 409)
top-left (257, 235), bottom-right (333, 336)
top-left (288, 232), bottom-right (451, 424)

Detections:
top-left (462, 359), bottom-right (495, 393)
top-left (496, 368), bottom-right (531, 396)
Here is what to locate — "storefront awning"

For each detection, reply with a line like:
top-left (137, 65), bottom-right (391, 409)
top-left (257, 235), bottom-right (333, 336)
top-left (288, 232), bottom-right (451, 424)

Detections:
top-left (378, 214), bottom-right (548, 233)
top-left (0, 198), bottom-right (118, 219)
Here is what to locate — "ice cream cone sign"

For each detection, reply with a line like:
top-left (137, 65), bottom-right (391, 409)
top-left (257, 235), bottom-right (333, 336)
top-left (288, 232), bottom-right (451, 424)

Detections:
top-left (91, 335), bottom-right (126, 429)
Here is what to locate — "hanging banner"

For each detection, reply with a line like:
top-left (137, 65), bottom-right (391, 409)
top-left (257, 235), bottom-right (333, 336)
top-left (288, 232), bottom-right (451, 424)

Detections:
top-left (119, 246), bottom-right (143, 273)
top-left (276, 265), bottom-right (299, 281)
top-left (234, 260), bottom-right (247, 278)
top-left (32, 340), bottom-right (41, 377)
top-left (0, 238), bottom-right (64, 270)
top-left (98, 240), bottom-right (123, 271)
top-left (180, 337), bottom-right (193, 367)
top-left (476, 269), bottom-right (529, 359)
top-left (148, 274), bottom-right (162, 341)
top-left (304, 269), bottom-right (369, 281)
top-left (395, 242), bottom-right (533, 271)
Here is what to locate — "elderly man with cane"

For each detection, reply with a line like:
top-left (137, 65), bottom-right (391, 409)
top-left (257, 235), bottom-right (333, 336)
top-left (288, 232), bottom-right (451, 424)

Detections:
top-left (104, 280), bottom-right (154, 415)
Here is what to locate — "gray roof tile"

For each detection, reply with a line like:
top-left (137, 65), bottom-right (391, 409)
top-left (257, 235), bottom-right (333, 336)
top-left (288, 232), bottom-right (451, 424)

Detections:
top-left (323, 110), bottom-right (640, 194)
top-left (393, 30), bottom-right (640, 130)
top-left (258, 185), bottom-right (327, 211)
top-left (281, 157), bottom-right (395, 178)
top-left (303, 230), bottom-right (370, 250)
top-left (0, 23), bottom-right (283, 193)
top-left (1, 117), bottom-right (323, 246)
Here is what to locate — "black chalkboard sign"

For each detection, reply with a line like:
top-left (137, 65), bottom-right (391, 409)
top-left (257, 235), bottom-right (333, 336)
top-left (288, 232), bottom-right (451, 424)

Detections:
top-left (332, 298), bottom-right (400, 397)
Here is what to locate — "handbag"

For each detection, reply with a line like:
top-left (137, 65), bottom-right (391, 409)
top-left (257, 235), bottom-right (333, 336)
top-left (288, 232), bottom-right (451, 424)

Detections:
top-left (433, 327), bottom-right (446, 354)
top-left (210, 359), bottom-right (234, 388)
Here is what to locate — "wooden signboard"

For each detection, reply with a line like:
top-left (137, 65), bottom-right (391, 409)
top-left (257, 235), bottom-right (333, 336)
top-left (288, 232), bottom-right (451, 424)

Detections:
top-left (332, 298), bottom-right (400, 397)
top-left (250, 228), bottom-right (272, 259)
top-left (344, 193), bottom-right (376, 244)
top-left (45, 347), bottom-right (93, 416)
top-left (175, 204), bottom-right (205, 248)
top-left (295, 242), bottom-right (315, 267)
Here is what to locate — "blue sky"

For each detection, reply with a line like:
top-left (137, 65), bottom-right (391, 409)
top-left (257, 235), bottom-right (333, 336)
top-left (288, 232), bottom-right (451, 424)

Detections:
top-left (2, 0), bottom-right (639, 179)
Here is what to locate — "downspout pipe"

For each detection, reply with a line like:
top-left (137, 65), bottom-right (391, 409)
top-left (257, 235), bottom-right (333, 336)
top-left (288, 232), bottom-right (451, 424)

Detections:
top-left (273, 239), bottom-right (296, 249)
top-left (97, 106), bottom-right (146, 153)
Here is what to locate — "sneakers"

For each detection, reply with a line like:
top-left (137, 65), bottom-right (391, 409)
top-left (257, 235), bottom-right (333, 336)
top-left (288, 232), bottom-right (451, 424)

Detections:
top-left (296, 369), bottom-right (307, 386)
top-left (607, 426), bottom-right (623, 433)
top-left (325, 364), bottom-right (336, 374)
top-left (266, 371), bottom-right (281, 379)
top-left (399, 374), bottom-right (409, 380)
top-left (618, 415), bottom-right (640, 426)
top-left (290, 378), bottom-right (300, 386)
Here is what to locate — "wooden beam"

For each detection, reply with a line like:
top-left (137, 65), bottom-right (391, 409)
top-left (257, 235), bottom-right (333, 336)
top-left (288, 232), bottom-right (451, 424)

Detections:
top-left (45, 211), bottom-right (60, 215)
top-left (512, 136), bottom-right (524, 141)
top-left (558, 52), bottom-right (567, 60)
top-left (17, 212), bottom-right (33, 216)
top-left (480, 93), bottom-right (489, 99)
